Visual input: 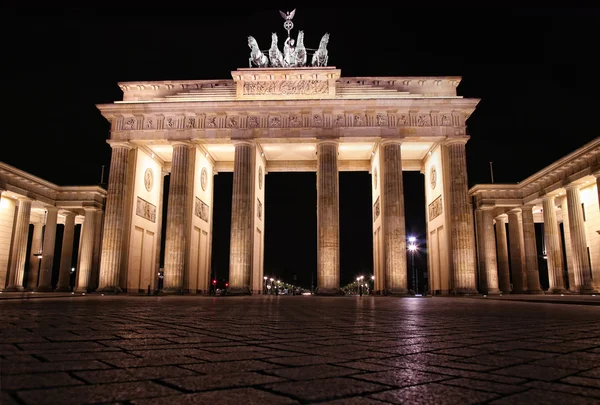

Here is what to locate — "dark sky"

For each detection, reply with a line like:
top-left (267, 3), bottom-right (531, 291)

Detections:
top-left (3, 7), bottom-right (599, 289)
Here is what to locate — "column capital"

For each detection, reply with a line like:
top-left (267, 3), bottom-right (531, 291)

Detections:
top-left (379, 138), bottom-right (403, 147)
top-left (59, 210), bottom-right (77, 218)
top-left (564, 182), bottom-right (581, 191)
top-left (494, 214), bottom-right (508, 222)
top-left (106, 140), bottom-right (133, 150)
top-left (593, 169), bottom-right (600, 178)
top-left (316, 139), bottom-right (339, 147)
top-left (44, 205), bottom-right (59, 213)
top-left (507, 207), bottom-right (521, 215)
top-left (170, 140), bottom-right (194, 148)
top-left (232, 139), bottom-right (256, 148)
top-left (82, 207), bottom-right (100, 213)
top-left (443, 136), bottom-right (470, 146)
top-left (541, 193), bottom-right (556, 202)
top-left (520, 204), bottom-right (535, 212)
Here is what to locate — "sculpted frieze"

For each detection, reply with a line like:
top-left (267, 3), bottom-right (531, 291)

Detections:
top-left (113, 110), bottom-right (464, 131)
top-left (248, 116), bottom-right (260, 128)
top-left (243, 80), bottom-right (328, 96)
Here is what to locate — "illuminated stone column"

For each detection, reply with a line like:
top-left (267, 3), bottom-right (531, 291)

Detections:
top-left (163, 141), bottom-right (193, 293)
top-left (316, 140), bottom-right (342, 295)
top-left (228, 141), bottom-right (255, 295)
top-left (445, 138), bottom-right (478, 294)
top-left (507, 209), bottom-right (527, 293)
top-left (35, 207), bottom-right (58, 292)
top-left (595, 171), bottom-right (600, 214)
top-left (74, 208), bottom-right (97, 293)
top-left (27, 223), bottom-right (44, 288)
top-left (542, 195), bottom-right (566, 293)
top-left (381, 140), bottom-right (408, 295)
top-left (4, 199), bottom-right (31, 291)
top-left (97, 142), bottom-right (132, 293)
top-left (55, 212), bottom-right (76, 292)
top-left (565, 184), bottom-right (598, 293)
top-left (478, 208), bottom-right (501, 294)
top-left (495, 215), bottom-right (511, 293)
top-left (521, 205), bottom-right (543, 294)
top-left (89, 209), bottom-right (103, 291)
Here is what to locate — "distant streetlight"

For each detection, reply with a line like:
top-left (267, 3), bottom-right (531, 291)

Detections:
top-left (408, 239), bottom-right (418, 294)
top-left (263, 276), bottom-right (268, 294)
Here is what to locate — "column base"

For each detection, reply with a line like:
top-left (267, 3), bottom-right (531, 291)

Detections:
top-left (574, 287), bottom-right (600, 295)
top-left (160, 287), bottom-right (185, 295)
top-left (484, 288), bottom-right (502, 295)
top-left (315, 288), bottom-right (345, 296)
top-left (226, 287), bottom-right (252, 296)
top-left (546, 288), bottom-right (567, 294)
top-left (34, 285), bottom-right (54, 292)
top-left (500, 290), bottom-right (512, 294)
top-left (451, 288), bottom-right (480, 296)
top-left (526, 289), bottom-right (545, 294)
top-left (3, 285), bottom-right (24, 292)
top-left (383, 288), bottom-right (410, 297)
top-left (96, 286), bottom-right (123, 294)
top-left (54, 286), bottom-right (72, 292)
top-left (73, 287), bottom-right (88, 293)
top-left (512, 290), bottom-right (527, 294)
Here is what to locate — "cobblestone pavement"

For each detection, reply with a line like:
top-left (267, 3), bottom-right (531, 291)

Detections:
top-left (2, 296), bottom-right (600, 405)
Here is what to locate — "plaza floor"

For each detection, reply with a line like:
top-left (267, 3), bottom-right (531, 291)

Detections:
top-left (1, 296), bottom-right (600, 404)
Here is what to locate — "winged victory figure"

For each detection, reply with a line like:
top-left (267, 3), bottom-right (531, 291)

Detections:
top-left (279, 9), bottom-right (296, 21)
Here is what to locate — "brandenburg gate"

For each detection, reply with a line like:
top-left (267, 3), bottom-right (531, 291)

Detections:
top-left (95, 16), bottom-right (480, 295)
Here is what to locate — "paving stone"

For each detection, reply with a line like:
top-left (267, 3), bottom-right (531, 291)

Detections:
top-left (266, 364), bottom-right (359, 380)
top-left (441, 377), bottom-right (527, 395)
top-left (265, 377), bottom-right (387, 402)
top-left (1, 360), bottom-right (111, 375)
top-left (162, 371), bottom-right (285, 391)
top-left (129, 387), bottom-right (300, 404)
top-left (317, 397), bottom-right (393, 404)
top-left (488, 388), bottom-right (599, 404)
top-left (182, 359), bottom-right (283, 374)
top-left (0, 372), bottom-right (84, 390)
top-left (74, 365), bottom-right (198, 383)
top-left (493, 364), bottom-right (577, 381)
top-left (369, 382), bottom-right (499, 404)
top-left (102, 355), bottom-right (201, 368)
top-left (353, 368), bottom-right (450, 388)
top-left (16, 381), bottom-right (180, 405)
top-left (2, 295), bottom-right (600, 404)
top-left (0, 392), bottom-right (20, 405)
top-left (561, 376), bottom-right (600, 389)
top-left (524, 380), bottom-right (600, 399)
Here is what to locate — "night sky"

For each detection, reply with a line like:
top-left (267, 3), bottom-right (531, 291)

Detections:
top-left (3, 7), bottom-right (599, 289)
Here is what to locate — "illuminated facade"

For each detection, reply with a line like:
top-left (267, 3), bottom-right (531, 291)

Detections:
top-left (470, 138), bottom-right (600, 294)
top-left (94, 67), bottom-right (480, 295)
top-left (0, 163), bottom-right (106, 292)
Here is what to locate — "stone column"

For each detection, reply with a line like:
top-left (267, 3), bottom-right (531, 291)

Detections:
top-left (595, 171), bottom-right (600, 214)
top-left (74, 208), bottom-right (96, 293)
top-left (542, 195), bottom-right (566, 293)
top-left (27, 223), bottom-right (44, 289)
top-left (97, 143), bottom-right (132, 293)
top-left (35, 207), bottom-right (58, 292)
top-left (90, 209), bottom-right (103, 291)
top-left (445, 138), bottom-right (478, 294)
top-left (381, 140), bottom-right (408, 295)
top-left (521, 205), bottom-right (543, 293)
top-left (55, 212), bottom-right (75, 292)
top-left (316, 140), bottom-right (342, 295)
top-left (228, 141), bottom-right (255, 295)
top-left (507, 209), bottom-right (527, 293)
top-left (163, 141), bottom-right (192, 293)
top-left (4, 199), bottom-right (31, 291)
top-left (478, 209), bottom-right (501, 294)
top-left (565, 184), bottom-right (597, 293)
top-left (495, 215), bottom-right (511, 293)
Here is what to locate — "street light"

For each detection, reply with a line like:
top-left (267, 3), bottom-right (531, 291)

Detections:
top-left (408, 240), bottom-right (418, 294)
top-left (263, 276), bottom-right (268, 294)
